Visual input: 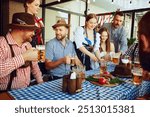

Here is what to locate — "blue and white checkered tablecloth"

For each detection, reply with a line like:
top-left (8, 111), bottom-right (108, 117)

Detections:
top-left (9, 63), bottom-right (150, 100)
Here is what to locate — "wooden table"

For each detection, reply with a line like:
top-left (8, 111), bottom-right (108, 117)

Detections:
top-left (0, 92), bottom-right (14, 100)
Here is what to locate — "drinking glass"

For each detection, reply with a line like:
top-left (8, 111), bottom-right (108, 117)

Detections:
top-left (112, 53), bottom-right (120, 65)
top-left (100, 59), bottom-right (107, 74)
top-left (36, 45), bottom-right (45, 62)
top-left (133, 55), bottom-right (140, 68)
top-left (121, 55), bottom-right (130, 66)
top-left (132, 67), bottom-right (143, 85)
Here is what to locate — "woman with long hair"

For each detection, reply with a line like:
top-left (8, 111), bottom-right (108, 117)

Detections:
top-left (74, 13), bottom-right (101, 70)
top-left (99, 27), bottom-right (114, 53)
top-left (24, 0), bottom-right (44, 47)
top-left (99, 27), bottom-right (115, 61)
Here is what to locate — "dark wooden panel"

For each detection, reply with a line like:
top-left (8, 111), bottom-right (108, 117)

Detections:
top-left (0, 0), bottom-right (9, 36)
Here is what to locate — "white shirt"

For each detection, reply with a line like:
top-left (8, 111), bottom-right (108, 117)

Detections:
top-left (74, 26), bottom-right (100, 52)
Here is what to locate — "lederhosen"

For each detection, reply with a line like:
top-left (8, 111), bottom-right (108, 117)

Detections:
top-left (0, 36), bottom-right (31, 93)
top-left (74, 27), bottom-right (96, 70)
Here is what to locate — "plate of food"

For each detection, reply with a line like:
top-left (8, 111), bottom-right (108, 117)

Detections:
top-left (86, 72), bottom-right (124, 87)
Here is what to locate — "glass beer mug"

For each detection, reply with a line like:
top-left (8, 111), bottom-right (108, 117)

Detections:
top-left (36, 45), bottom-right (45, 62)
top-left (132, 67), bottom-right (143, 85)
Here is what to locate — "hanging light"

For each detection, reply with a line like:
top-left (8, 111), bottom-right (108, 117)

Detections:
top-left (58, 0), bottom-right (60, 2)
top-left (111, 0), bottom-right (114, 4)
top-left (93, 0), bottom-right (95, 2)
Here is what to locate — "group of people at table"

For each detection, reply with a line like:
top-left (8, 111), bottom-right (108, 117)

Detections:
top-left (0, 0), bottom-right (150, 99)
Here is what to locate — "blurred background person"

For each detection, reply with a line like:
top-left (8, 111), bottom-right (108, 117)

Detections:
top-left (24, 0), bottom-right (44, 47)
top-left (74, 13), bottom-right (101, 70)
top-left (138, 11), bottom-right (150, 81)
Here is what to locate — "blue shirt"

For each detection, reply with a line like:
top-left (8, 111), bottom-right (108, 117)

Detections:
top-left (103, 23), bottom-right (128, 53)
top-left (46, 38), bottom-right (76, 77)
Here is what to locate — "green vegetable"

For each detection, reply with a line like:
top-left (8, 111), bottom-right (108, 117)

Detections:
top-left (86, 76), bottom-right (99, 82)
top-left (109, 77), bottom-right (124, 84)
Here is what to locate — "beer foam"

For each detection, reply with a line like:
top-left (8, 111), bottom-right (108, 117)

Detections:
top-left (36, 45), bottom-right (45, 50)
top-left (132, 72), bottom-right (142, 76)
top-left (121, 59), bottom-right (129, 64)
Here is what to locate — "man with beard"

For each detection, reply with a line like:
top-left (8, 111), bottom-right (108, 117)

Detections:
top-left (138, 11), bottom-right (150, 80)
top-left (0, 13), bottom-right (43, 92)
top-left (45, 19), bottom-right (81, 80)
top-left (102, 11), bottom-right (127, 54)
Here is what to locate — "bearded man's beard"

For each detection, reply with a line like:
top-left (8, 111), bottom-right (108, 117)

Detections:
top-left (56, 34), bottom-right (66, 41)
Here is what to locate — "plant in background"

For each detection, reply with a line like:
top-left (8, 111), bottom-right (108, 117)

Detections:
top-left (127, 37), bottom-right (136, 47)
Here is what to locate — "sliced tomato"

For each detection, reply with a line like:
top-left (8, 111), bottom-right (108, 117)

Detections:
top-left (98, 77), bottom-right (107, 85)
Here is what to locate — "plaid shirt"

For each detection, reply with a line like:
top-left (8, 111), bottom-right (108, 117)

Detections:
top-left (124, 42), bottom-right (139, 61)
top-left (0, 33), bottom-right (43, 90)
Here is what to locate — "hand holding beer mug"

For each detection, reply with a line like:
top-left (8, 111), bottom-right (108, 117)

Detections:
top-left (132, 67), bottom-right (143, 85)
top-left (70, 54), bottom-right (75, 66)
top-left (36, 45), bottom-right (45, 62)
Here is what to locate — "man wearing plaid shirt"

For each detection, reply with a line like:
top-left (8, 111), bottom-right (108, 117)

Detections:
top-left (124, 41), bottom-right (139, 62)
top-left (0, 12), bottom-right (43, 91)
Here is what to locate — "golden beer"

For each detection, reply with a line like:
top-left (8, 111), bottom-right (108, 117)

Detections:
top-left (112, 57), bottom-right (119, 64)
top-left (133, 72), bottom-right (142, 85)
top-left (134, 61), bottom-right (141, 68)
top-left (71, 58), bottom-right (75, 66)
top-left (36, 45), bottom-right (45, 62)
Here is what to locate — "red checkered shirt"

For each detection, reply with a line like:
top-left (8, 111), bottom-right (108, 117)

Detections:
top-left (0, 32), bottom-right (43, 90)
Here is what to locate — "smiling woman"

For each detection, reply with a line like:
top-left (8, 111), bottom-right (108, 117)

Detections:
top-left (74, 13), bottom-right (101, 70)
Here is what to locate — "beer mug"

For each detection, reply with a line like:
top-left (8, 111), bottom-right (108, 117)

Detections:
top-left (100, 59), bottom-right (107, 74)
top-left (71, 58), bottom-right (75, 66)
top-left (121, 55), bottom-right (130, 66)
top-left (134, 55), bottom-right (141, 68)
top-left (112, 53), bottom-right (120, 65)
top-left (36, 45), bottom-right (45, 62)
top-left (70, 53), bottom-right (75, 66)
top-left (132, 67), bottom-right (143, 85)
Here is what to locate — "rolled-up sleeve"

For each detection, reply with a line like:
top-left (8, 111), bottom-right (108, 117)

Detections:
top-left (74, 27), bottom-right (85, 49)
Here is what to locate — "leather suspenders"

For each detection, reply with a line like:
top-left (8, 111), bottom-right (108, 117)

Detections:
top-left (4, 36), bottom-right (16, 91)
